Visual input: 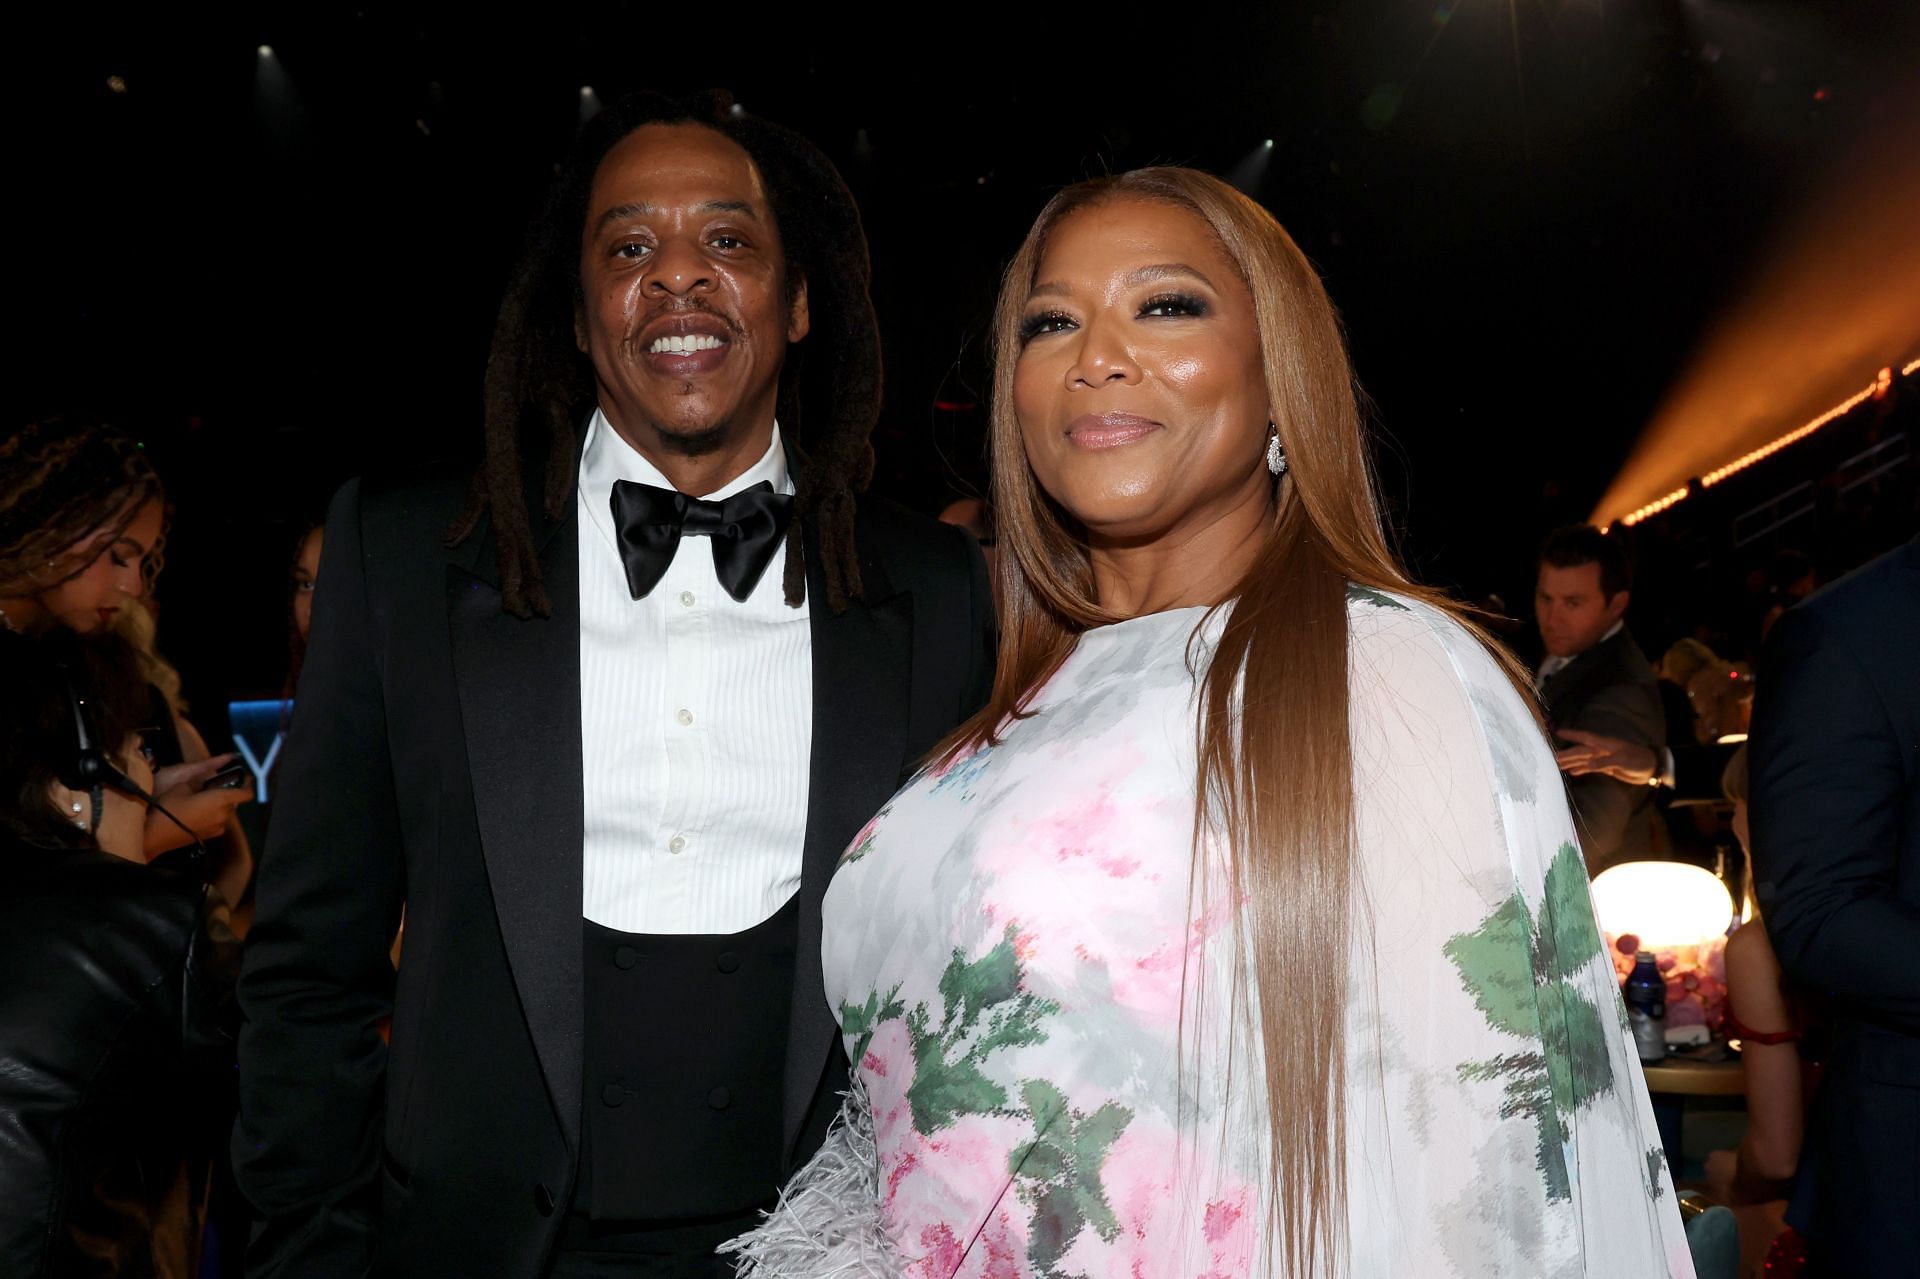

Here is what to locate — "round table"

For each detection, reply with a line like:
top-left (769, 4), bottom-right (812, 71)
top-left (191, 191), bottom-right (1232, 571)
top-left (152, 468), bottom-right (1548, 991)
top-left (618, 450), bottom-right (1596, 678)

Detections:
top-left (1643, 1057), bottom-right (1746, 1096)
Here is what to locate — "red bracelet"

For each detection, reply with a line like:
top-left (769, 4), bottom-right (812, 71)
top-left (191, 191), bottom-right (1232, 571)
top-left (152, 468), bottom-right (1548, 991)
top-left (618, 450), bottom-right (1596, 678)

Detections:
top-left (1725, 1009), bottom-right (1801, 1046)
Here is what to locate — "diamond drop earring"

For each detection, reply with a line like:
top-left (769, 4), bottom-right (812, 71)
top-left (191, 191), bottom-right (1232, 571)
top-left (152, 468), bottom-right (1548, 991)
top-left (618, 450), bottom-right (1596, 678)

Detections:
top-left (1266, 423), bottom-right (1287, 477)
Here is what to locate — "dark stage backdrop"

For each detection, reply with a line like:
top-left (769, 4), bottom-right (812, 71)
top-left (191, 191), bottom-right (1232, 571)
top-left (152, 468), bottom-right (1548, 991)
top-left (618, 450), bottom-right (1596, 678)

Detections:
top-left (12, 3), bottom-right (1916, 739)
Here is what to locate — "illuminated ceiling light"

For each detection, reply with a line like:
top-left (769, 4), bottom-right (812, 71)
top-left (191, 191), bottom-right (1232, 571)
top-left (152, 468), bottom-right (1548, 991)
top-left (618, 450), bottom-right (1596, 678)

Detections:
top-left (1264, 138), bottom-right (1275, 148)
top-left (257, 44), bottom-right (275, 58)
top-left (1618, 358), bottom-right (1920, 527)
top-left (580, 85), bottom-right (594, 97)
top-left (106, 75), bottom-right (127, 94)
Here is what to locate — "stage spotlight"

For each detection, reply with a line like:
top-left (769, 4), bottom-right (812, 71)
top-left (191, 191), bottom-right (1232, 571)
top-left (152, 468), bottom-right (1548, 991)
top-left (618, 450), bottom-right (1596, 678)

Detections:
top-left (253, 40), bottom-right (306, 144)
top-left (1226, 137), bottom-right (1275, 195)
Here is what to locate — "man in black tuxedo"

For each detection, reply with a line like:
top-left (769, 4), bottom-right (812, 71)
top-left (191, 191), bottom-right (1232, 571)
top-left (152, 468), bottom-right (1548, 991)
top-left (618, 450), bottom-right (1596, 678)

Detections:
top-left (233, 93), bottom-right (994, 1278)
top-left (1534, 524), bottom-right (1666, 873)
top-left (1750, 535), bottom-right (1919, 1272)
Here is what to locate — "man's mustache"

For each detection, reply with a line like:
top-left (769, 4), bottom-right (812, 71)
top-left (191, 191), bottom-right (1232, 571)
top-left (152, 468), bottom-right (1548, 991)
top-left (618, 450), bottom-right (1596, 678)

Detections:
top-left (627, 302), bottom-right (742, 340)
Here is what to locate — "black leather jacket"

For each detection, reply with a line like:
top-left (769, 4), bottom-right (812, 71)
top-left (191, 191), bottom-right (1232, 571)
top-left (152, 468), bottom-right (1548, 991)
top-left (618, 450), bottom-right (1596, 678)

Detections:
top-left (0, 841), bottom-right (238, 1278)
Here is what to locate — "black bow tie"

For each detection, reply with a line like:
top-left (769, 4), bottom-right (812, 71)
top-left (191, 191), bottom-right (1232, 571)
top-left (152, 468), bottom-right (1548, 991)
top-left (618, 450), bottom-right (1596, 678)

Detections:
top-left (609, 479), bottom-right (795, 603)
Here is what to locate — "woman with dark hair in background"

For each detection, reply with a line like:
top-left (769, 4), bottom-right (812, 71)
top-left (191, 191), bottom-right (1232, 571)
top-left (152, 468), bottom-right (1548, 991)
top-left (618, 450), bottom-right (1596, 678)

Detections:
top-left (735, 170), bottom-right (1690, 1275)
top-left (0, 627), bottom-right (238, 1278)
top-left (0, 419), bottom-right (253, 902)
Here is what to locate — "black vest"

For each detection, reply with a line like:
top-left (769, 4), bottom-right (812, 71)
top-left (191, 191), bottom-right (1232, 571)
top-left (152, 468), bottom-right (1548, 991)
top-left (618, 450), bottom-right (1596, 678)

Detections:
top-left (575, 893), bottom-right (799, 1223)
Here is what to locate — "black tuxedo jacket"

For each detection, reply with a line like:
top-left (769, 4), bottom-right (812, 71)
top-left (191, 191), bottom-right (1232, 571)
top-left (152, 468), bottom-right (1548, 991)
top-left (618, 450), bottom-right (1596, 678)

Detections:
top-left (1750, 536), bottom-right (1919, 1271)
top-left (1540, 626), bottom-right (1666, 871)
top-left (233, 470), bottom-right (994, 1278)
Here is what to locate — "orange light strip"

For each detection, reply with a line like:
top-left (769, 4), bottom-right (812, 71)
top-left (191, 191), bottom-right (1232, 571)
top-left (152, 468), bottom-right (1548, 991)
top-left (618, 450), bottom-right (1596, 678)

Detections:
top-left (1617, 358), bottom-right (1920, 527)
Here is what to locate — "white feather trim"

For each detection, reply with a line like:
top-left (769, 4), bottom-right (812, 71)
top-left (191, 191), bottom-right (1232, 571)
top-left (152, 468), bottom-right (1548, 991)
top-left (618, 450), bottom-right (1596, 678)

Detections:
top-left (718, 1077), bottom-right (903, 1277)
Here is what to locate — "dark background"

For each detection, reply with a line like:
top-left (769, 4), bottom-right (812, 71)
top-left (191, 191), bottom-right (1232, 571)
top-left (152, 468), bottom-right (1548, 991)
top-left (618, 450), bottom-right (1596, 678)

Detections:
top-left (11, 2), bottom-right (1918, 717)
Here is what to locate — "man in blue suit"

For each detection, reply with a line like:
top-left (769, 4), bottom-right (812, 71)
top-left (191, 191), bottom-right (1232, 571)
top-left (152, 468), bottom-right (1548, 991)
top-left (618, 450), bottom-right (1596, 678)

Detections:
top-left (1749, 535), bottom-right (1919, 1272)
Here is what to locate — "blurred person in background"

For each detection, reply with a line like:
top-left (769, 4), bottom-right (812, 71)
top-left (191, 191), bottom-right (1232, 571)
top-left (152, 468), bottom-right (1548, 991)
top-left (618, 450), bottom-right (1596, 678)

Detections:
top-left (1536, 523), bottom-right (1666, 872)
top-left (1750, 535), bottom-right (1919, 1274)
top-left (112, 598), bottom-right (255, 922)
top-left (1659, 638), bottom-right (1720, 743)
top-left (1703, 748), bottom-right (1815, 1276)
top-left (1758, 549), bottom-right (1817, 646)
top-left (0, 419), bottom-right (251, 878)
top-left (286, 521), bottom-right (324, 695)
top-left (0, 626), bottom-right (238, 1278)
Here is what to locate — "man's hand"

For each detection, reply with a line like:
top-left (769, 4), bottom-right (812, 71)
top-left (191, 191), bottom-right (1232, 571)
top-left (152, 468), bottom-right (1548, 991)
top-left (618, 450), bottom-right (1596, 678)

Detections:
top-left (1554, 728), bottom-right (1659, 785)
top-left (147, 754), bottom-right (252, 856)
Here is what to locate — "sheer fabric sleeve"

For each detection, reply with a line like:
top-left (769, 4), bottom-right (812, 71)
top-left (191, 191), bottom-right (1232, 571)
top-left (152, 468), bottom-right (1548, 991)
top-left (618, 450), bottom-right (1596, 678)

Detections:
top-left (1338, 592), bottom-right (1694, 1277)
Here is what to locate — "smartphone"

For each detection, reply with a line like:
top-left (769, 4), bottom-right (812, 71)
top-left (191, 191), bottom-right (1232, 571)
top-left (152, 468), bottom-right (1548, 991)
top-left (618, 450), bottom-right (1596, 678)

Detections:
top-left (203, 760), bottom-right (254, 792)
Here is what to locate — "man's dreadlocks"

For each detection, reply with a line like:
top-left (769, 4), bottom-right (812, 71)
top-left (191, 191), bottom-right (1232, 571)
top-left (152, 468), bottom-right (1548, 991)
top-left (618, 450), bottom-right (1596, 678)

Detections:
top-left (447, 89), bottom-right (882, 618)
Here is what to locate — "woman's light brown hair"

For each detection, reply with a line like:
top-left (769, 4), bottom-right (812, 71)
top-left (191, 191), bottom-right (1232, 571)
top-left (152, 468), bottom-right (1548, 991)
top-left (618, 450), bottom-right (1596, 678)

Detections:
top-left (939, 167), bottom-right (1534, 1274)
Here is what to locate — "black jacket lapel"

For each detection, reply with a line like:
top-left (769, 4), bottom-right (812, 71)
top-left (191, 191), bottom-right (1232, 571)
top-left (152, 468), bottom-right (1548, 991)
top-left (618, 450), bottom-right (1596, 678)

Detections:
top-left (446, 507), bottom-right (586, 1151)
top-left (783, 533), bottom-right (914, 1155)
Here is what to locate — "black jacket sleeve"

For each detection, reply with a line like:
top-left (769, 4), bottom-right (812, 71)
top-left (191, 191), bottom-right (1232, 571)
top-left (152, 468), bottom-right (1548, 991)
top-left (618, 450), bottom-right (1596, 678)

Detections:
top-left (233, 479), bottom-right (407, 1277)
top-left (1750, 601), bottom-right (1920, 1035)
top-left (1562, 671), bottom-right (1665, 864)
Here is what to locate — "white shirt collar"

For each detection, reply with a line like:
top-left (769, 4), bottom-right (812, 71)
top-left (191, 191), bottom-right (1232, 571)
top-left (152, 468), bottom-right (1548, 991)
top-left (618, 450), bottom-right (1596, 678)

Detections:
top-left (578, 408), bottom-right (793, 548)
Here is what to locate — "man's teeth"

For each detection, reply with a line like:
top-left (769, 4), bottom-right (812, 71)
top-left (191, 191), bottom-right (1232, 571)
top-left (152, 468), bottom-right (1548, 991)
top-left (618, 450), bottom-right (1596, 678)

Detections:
top-left (648, 333), bottom-right (727, 355)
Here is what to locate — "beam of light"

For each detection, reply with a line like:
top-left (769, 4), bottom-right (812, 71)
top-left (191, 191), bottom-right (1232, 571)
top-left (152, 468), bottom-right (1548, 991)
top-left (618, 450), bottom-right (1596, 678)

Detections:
top-left (1226, 138), bottom-right (1275, 195)
top-left (1615, 359), bottom-right (1918, 526)
top-left (1593, 86), bottom-right (1920, 528)
top-left (253, 40), bottom-right (305, 141)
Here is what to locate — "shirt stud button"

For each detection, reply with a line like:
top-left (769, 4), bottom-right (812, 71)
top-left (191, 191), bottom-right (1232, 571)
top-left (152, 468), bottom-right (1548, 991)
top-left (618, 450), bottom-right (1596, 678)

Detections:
top-left (679, 590), bottom-right (696, 607)
top-left (668, 835), bottom-right (688, 855)
top-left (613, 945), bottom-right (638, 970)
top-left (716, 951), bottom-right (740, 974)
top-left (676, 708), bottom-right (694, 727)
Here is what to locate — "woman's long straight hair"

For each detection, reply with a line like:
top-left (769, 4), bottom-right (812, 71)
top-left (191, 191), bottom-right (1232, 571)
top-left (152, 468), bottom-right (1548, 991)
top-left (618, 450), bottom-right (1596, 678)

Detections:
top-left (939, 168), bottom-right (1534, 1275)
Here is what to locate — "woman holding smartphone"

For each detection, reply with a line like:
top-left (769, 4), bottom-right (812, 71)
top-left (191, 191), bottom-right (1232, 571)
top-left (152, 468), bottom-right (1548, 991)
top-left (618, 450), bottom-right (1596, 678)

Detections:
top-left (0, 419), bottom-right (252, 883)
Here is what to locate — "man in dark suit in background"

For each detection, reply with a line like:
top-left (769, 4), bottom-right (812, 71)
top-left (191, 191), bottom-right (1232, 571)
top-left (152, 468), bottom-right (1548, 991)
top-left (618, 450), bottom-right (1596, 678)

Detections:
top-left (233, 92), bottom-right (994, 1278)
top-left (1535, 524), bottom-right (1666, 873)
top-left (1750, 535), bottom-right (1919, 1273)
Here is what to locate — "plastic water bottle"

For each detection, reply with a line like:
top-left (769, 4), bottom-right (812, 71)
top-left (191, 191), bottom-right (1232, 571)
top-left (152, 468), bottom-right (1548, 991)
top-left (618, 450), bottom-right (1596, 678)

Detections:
top-left (1624, 952), bottom-right (1667, 1063)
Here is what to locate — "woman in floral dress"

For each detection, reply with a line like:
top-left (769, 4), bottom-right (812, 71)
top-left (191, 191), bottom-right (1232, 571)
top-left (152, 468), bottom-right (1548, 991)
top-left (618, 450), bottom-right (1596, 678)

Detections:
top-left (728, 168), bottom-right (1693, 1277)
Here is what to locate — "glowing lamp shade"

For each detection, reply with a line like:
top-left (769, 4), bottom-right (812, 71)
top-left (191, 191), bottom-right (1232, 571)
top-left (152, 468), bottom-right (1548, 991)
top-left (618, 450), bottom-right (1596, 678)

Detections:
top-left (1590, 861), bottom-right (1735, 951)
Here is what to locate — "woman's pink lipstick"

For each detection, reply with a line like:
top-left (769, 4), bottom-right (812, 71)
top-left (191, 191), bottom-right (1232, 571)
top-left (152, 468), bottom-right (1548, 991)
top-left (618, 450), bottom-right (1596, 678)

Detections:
top-left (1065, 412), bottom-right (1160, 450)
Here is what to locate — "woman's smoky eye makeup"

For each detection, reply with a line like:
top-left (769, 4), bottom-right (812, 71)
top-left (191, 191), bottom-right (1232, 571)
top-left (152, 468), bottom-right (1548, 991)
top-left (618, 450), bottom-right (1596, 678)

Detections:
top-left (1018, 288), bottom-right (1212, 346)
top-left (1017, 309), bottom-right (1074, 345)
top-left (1139, 291), bottom-right (1207, 318)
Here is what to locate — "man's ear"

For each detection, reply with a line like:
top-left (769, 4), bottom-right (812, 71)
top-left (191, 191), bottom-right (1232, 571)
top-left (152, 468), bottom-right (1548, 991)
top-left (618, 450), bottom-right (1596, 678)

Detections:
top-left (1605, 590), bottom-right (1631, 624)
top-left (787, 277), bottom-right (811, 344)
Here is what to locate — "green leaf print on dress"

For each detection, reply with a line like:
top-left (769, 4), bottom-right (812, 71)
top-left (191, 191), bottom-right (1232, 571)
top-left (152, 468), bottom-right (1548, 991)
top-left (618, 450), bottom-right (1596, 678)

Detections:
top-left (841, 924), bottom-right (1061, 1135)
top-left (1445, 843), bottom-right (1618, 1203)
top-left (1347, 582), bottom-right (1411, 612)
top-left (1007, 1079), bottom-right (1134, 1273)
